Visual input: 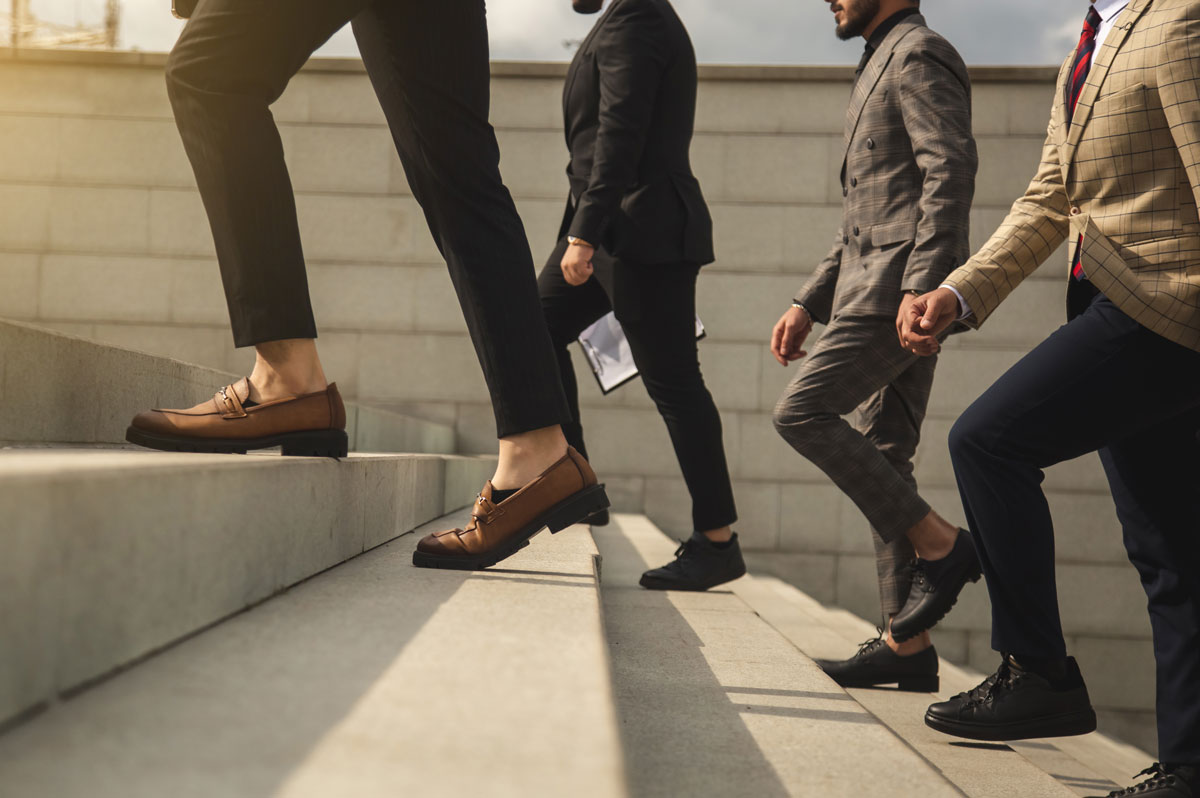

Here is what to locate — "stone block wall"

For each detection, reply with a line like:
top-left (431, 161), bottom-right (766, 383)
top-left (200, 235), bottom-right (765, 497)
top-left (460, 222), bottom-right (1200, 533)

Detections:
top-left (0, 49), bottom-right (1155, 751)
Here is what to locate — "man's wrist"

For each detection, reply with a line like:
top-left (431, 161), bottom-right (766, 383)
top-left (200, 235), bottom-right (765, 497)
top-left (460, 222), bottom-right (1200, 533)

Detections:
top-left (567, 235), bottom-right (594, 249)
top-left (937, 283), bottom-right (972, 319)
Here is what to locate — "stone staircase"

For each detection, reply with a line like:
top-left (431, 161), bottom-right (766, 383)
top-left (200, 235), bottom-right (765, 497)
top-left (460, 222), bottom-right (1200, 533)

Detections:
top-left (0, 326), bottom-right (1156, 797)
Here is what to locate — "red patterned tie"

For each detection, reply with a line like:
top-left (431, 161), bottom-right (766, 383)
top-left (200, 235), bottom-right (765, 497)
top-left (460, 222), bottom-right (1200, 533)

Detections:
top-left (1070, 5), bottom-right (1103, 280)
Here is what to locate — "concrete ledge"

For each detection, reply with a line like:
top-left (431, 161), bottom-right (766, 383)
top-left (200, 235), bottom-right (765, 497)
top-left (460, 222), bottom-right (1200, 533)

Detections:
top-left (0, 511), bottom-right (625, 798)
top-left (0, 319), bottom-right (454, 454)
top-left (0, 448), bottom-right (485, 727)
top-left (0, 47), bottom-right (1060, 82)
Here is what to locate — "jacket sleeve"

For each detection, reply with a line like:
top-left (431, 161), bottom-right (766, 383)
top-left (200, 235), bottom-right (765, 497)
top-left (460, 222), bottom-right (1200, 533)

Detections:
top-left (1157, 12), bottom-right (1200, 217)
top-left (794, 231), bottom-right (844, 325)
top-left (897, 42), bottom-right (978, 295)
top-left (567, 3), bottom-right (669, 246)
top-left (942, 75), bottom-right (1072, 327)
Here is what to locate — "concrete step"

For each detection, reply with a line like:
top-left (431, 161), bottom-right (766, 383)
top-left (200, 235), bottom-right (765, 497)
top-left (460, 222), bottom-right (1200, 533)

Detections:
top-left (0, 511), bottom-right (626, 798)
top-left (0, 446), bottom-right (495, 728)
top-left (0, 318), bottom-right (455, 453)
top-left (730, 574), bottom-right (1155, 798)
top-left (595, 514), bottom-right (964, 798)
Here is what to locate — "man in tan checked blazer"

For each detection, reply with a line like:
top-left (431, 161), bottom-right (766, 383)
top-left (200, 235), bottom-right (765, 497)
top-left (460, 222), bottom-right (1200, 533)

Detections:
top-left (769, 0), bottom-right (980, 693)
top-left (901, 2), bottom-right (1200, 790)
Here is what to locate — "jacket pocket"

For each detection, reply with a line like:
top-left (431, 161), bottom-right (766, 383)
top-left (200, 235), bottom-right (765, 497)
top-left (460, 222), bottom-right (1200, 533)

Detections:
top-left (865, 219), bottom-right (918, 248)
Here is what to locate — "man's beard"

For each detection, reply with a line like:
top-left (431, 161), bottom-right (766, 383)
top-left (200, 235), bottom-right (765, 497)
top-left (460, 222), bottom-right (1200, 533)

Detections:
top-left (573, 0), bottom-right (604, 13)
top-left (835, 0), bottom-right (880, 40)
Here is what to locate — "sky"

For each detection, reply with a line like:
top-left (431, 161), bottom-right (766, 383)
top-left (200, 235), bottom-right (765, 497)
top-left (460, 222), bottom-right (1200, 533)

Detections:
top-left (26, 0), bottom-right (1087, 66)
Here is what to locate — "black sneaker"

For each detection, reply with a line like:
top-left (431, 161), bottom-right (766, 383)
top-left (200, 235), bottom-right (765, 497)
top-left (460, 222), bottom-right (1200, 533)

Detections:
top-left (925, 655), bottom-right (1097, 741)
top-left (1089, 764), bottom-right (1199, 797)
top-left (815, 631), bottom-right (940, 692)
top-left (891, 528), bottom-right (982, 641)
top-left (639, 532), bottom-right (747, 591)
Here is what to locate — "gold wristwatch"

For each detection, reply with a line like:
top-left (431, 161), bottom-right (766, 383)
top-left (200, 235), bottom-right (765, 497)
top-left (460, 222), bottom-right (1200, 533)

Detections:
top-left (567, 235), bottom-right (594, 248)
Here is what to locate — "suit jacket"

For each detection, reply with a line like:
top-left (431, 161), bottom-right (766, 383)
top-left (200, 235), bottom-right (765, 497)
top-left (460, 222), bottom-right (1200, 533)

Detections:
top-left (945, 0), bottom-right (1200, 353)
top-left (560, 0), bottom-right (714, 266)
top-left (795, 14), bottom-right (977, 325)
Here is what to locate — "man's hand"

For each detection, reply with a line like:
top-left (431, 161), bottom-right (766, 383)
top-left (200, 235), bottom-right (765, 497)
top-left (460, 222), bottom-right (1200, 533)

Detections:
top-left (771, 305), bottom-right (813, 366)
top-left (561, 241), bottom-right (595, 286)
top-left (896, 287), bottom-right (960, 357)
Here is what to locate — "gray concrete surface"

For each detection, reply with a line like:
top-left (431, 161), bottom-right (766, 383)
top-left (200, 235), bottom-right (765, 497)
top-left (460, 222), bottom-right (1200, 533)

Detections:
top-left (595, 514), bottom-right (961, 798)
top-left (0, 447), bottom-right (488, 727)
top-left (0, 318), bottom-right (454, 453)
top-left (731, 574), bottom-right (1155, 798)
top-left (0, 511), bottom-right (625, 798)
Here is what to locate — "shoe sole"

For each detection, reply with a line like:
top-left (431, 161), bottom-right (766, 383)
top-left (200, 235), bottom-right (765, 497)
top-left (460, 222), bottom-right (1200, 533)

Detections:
top-left (831, 674), bottom-right (941, 693)
top-left (891, 562), bottom-right (983, 642)
top-left (638, 566), bottom-right (748, 592)
top-left (411, 484), bottom-right (610, 571)
top-left (924, 706), bottom-right (1097, 741)
top-left (126, 425), bottom-right (348, 458)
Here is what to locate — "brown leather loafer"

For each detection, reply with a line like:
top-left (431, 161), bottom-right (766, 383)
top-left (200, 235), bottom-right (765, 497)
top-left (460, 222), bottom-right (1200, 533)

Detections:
top-left (125, 378), bottom-right (348, 457)
top-left (413, 447), bottom-right (609, 570)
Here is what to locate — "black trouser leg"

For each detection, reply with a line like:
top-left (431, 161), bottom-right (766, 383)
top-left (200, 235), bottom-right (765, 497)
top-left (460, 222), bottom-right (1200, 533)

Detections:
top-left (353, 0), bottom-right (570, 437)
top-left (948, 295), bottom-right (1200, 669)
top-left (536, 237), bottom-right (614, 459)
top-left (1099, 411), bottom-right (1200, 766)
top-left (611, 261), bottom-right (737, 532)
top-left (165, 0), bottom-right (370, 344)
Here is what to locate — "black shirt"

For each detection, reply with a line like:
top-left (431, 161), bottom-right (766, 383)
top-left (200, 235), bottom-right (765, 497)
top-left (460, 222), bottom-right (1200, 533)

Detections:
top-left (856, 7), bottom-right (920, 75)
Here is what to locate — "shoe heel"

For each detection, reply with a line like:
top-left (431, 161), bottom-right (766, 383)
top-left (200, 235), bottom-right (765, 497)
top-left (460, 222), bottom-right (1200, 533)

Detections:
top-left (279, 429), bottom-right (349, 458)
top-left (546, 484), bottom-right (610, 534)
top-left (898, 674), bottom-right (940, 693)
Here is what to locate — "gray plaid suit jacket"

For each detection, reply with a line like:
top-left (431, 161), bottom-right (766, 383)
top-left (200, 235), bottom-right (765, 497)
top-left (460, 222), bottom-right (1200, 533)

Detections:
top-left (946, 0), bottom-right (1200, 353)
top-left (794, 14), bottom-right (977, 324)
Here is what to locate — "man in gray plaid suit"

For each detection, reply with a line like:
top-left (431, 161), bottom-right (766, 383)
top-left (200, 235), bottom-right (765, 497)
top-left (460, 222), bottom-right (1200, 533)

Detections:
top-left (769, 0), bottom-right (978, 691)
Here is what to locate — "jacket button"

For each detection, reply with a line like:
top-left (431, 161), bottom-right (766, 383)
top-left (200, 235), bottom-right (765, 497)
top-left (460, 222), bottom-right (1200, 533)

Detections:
top-left (851, 177), bottom-right (858, 187)
top-left (843, 187), bottom-right (849, 197)
top-left (843, 235), bottom-right (850, 245)
top-left (1070, 206), bottom-right (1081, 215)
top-left (866, 138), bottom-right (875, 150)
top-left (853, 226), bottom-right (860, 236)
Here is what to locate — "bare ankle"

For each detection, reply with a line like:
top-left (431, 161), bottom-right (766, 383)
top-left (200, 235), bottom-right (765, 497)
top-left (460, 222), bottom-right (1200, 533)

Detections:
top-left (702, 526), bottom-right (733, 543)
top-left (886, 625), bottom-right (931, 656)
top-left (248, 338), bottom-right (327, 401)
top-left (907, 510), bottom-right (958, 561)
top-left (492, 425), bottom-right (569, 489)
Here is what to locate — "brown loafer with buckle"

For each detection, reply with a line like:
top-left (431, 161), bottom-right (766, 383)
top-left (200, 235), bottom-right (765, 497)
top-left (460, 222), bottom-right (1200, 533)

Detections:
top-left (125, 377), bottom-right (348, 458)
top-left (413, 446), bottom-right (609, 570)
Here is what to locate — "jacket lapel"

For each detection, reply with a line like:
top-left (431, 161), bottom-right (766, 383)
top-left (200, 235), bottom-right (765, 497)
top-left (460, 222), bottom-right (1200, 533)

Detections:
top-left (1062, 0), bottom-right (1152, 172)
top-left (841, 15), bottom-right (924, 168)
top-left (563, 0), bottom-right (625, 120)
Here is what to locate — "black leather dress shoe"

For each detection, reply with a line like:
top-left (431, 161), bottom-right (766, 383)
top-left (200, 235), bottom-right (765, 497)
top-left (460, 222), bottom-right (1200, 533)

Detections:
top-left (640, 532), bottom-right (747, 591)
top-left (891, 528), bottom-right (981, 641)
top-left (925, 655), bottom-right (1097, 741)
top-left (816, 633), bottom-right (940, 692)
top-left (1089, 764), bottom-right (1199, 797)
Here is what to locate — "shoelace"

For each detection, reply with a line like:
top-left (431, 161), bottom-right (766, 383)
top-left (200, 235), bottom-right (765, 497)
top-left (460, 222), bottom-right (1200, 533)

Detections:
top-left (956, 659), bottom-right (1023, 708)
top-left (854, 629), bottom-right (888, 659)
top-left (665, 539), bottom-right (700, 572)
top-left (1108, 763), bottom-right (1177, 796)
top-left (909, 558), bottom-right (930, 590)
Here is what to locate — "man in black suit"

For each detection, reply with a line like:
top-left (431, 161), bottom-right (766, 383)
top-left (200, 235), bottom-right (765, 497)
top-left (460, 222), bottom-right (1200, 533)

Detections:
top-left (539, 0), bottom-right (744, 591)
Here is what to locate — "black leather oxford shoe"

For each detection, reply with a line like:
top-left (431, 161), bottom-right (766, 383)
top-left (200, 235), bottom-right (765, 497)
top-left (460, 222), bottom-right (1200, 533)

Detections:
top-left (816, 633), bottom-right (940, 692)
top-left (891, 528), bottom-right (981, 641)
top-left (640, 532), bottom-right (747, 591)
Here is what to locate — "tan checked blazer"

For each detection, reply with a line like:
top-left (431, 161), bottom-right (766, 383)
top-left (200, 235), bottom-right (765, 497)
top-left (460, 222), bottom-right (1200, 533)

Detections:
top-left (945, 0), bottom-right (1200, 352)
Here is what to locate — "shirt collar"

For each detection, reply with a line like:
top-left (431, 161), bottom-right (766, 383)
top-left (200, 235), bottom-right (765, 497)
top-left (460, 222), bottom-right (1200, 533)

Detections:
top-left (1092, 0), bottom-right (1130, 24)
top-left (866, 6), bottom-right (919, 52)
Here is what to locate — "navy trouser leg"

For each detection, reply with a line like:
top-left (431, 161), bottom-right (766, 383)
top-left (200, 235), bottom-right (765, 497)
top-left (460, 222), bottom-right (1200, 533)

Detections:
top-left (1100, 412), bottom-right (1200, 765)
top-left (948, 295), bottom-right (1200, 662)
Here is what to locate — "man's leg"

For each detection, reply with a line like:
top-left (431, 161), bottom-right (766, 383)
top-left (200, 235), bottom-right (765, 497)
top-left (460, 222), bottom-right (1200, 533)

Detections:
top-left (612, 261), bottom-right (743, 592)
top-left (127, 0), bottom-right (372, 457)
top-left (927, 294), bottom-right (1200, 741)
top-left (351, 0), bottom-right (607, 569)
top-left (1100, 411), bottom-right (1200, 768)
top-left (536, 238), bottom-right (614, 461)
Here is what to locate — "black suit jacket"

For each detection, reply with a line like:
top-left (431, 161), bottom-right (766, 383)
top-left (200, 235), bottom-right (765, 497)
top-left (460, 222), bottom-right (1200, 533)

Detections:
top-left (560, 0), bottom-right (714, 266)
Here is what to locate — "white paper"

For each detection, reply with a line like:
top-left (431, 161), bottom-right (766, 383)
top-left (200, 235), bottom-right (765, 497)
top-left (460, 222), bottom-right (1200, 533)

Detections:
top-left (577, 312), bottom-right (705, 395)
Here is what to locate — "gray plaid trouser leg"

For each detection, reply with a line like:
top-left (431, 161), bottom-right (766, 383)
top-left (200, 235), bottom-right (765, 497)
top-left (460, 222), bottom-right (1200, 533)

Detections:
top-left (773, 314), bottom-right (938, 617)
